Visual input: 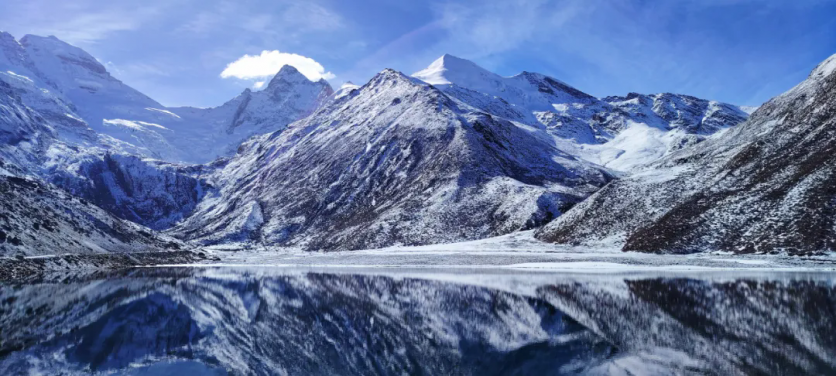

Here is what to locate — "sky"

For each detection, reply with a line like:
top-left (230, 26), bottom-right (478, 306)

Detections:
top-left (2, 0), bottom-right (835, 108)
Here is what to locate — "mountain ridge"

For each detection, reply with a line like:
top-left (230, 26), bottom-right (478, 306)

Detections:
top-left (4, 35), bottom-right (804, 256)
top-left (535, 52), bottom-right (836, 255)
top-left (170, 68), bottom-right (611, 250)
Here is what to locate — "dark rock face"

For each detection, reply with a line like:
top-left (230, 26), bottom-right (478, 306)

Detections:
top-left (603, 92), bottom-right (749, 135)
top-left (173, 70), bottom-right (611, 250)
top-left (537, 54), bottom-right (836, 255)
top-left (0, 175), bottom-right (183, 256)
top-left (47, 154), bottom-right (207, 230)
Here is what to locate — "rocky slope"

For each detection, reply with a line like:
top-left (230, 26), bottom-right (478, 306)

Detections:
top-left (0, 64), bottom-right (208, 231)
top-left (0, 174), bottom-right (184, 256)
top-left (172, 69), bottom-right (611, 250)
top-left (536, 53), bottom-right (836, 255)
top-left (47, 154), bottom-right (208, 230)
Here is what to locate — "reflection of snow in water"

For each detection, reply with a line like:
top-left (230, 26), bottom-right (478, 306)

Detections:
top-left (0, 269), bottom-right (834, 376)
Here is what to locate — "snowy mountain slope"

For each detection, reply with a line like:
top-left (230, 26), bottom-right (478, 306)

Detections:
top-left (20, 34), bottom-right (163, 128)
top-left (536, 53), bottom-right (836, 255)
top-left (172, 69), bottom-right (611, 250)
top-left (413, 55), bottom-right (749, 171)
top-left (0, 33), bottom-right (326, 232)
top-left (164, 65), bottom-right (334, 162)
top-left (0, 174), bottom-right (184, 256)
top-left (0, 66), bottom-right (208, 231)
top-left (604, 92), bottom-right (749, 135)
top-left (0, 77), bottom-right (57, 171)
top-left (0, 71), bottom-right (194, 251)
top-left (413, 54), bottom-right (608, 143)
top-left (0, 33), bottom-right (334, 164)
top-left (332, 81), bottom-right (360, 100)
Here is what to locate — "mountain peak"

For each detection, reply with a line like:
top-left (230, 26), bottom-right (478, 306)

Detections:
top-left (0, 31), bottom-right (16, 43)
top-left (436, 53), bottom-right (474, 66)
top-left (370, 68), bottom-right (426, 88)
top-left (810, 52), bottom-right (836, 80)
top-left (264, 64), bottom-right (319, 92)
top-left (20, 34), bottom-right (74, 50)
top-left (412, 54), bottom-right (495, 86)
top-left (0, 32), bottom-right (24, 64)
top-left (20, 34), bottom-right (108, 75)
top-left (277, 64), bottom-right (302, 76)
top-left (332, 81), bottom-right (360, 100)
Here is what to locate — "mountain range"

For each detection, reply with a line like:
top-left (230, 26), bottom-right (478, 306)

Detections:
top-left (536, 54), bottom-right (836, 255)
top-left (3, 32), bottom-right (832, 256)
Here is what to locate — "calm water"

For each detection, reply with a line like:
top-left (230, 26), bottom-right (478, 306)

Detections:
top-left (0, 268), bottom-right (834, 376)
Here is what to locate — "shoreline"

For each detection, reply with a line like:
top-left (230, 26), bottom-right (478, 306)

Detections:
top-left (0, 251), bottom-right (211, 282)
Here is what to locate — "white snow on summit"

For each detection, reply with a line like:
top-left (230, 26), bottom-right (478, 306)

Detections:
top-left (0, 33), bottom-right (334, 164)
top-left (413, 54), bottom-right (750, 172)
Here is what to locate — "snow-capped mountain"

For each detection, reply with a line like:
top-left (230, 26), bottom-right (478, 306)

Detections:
top-left (332, 81), bottom-right (360, 100)
top-left (0, 32), bottom-right (333, 238)
top-left (413, 54), bottom-right (750, 172)
top-left (0, 33), bottom-right (333, 164)
top-left (164, 65), bottom-right (334, 162)
top-left (20, 34), bottom-right (165, 130)
top-left (604, 92), bottom-right (749, 135)
top-left (0, 56), bottom-right (208, 232)
top-left (0, 79), bottom-right (187, 255)
top-left (1, 32), bottom-right (785, 256)
top-left (172, 69), bottom-right (611, 250)
top-left (413, 54), bottom-right (608, 142)
top-left (536, 53), bottom-right (836, 255)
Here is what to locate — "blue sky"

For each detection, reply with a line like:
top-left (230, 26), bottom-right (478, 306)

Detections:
top-left (2, 0), bottom-right (835, 108)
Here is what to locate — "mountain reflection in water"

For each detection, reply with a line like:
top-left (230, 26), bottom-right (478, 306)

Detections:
top-left (0, 268), bottom-right (834, 376)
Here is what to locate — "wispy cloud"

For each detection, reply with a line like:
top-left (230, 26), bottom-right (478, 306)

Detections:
top-left (221, 50), bottom-right (335, 81)
top-left (1, 0), bottom-right (165, 44)
top-left (343, 0), bottom-right (583, 86)
top-left (178, 1), bottom-right (344, 39)
top-left (432, 0), bottom-right (573, 57)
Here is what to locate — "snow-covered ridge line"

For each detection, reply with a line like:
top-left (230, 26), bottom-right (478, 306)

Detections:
top-left (535, 50), bottom-right (836, 255)
top-left (412, 54), bottom-right (750, 172)
top-left (12, 31), bottom-right (832, 258)
top-left (0, 32), bottom-right (334, 164)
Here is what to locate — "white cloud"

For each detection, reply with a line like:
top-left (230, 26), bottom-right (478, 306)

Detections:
top-left (253, 81), bottom-right (266, 89)
top-left (220, 50), bottom-right (335, 81)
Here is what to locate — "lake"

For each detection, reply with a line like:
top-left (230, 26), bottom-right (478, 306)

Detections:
top-left (1, 268), bottom-right (834, 375)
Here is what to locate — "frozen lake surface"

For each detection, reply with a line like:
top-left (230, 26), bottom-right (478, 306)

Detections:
top-left (198, 231), bottom-right (836, 272)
